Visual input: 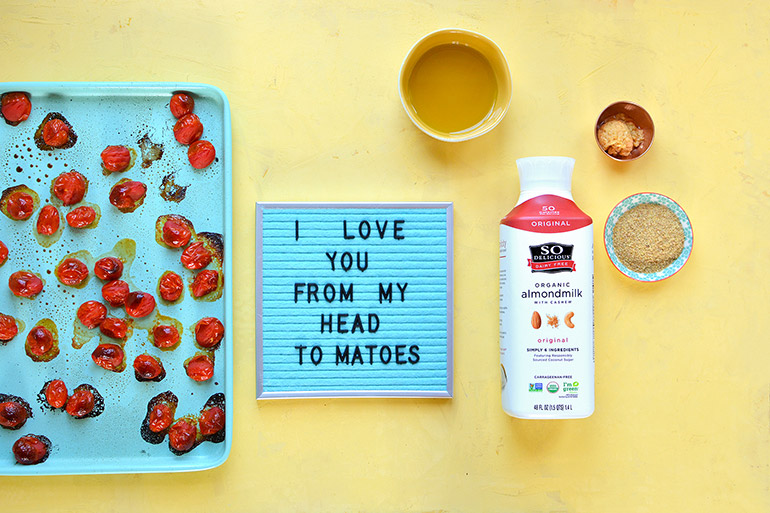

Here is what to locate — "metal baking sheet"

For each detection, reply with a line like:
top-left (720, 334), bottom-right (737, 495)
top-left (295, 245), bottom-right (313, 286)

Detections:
top-left (0, 82), bottom-right (232, 475)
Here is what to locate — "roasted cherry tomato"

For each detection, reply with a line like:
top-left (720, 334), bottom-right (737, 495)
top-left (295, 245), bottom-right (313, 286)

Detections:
top-left (102, 280), bottom-right (129, 307)
top-left (1, 92), bottom-right (31, 125)
top-left (195, 317), bottom-right (224, 348)
top-left (109, 180), bottom-right (146, 212)
top-left (45, 379), bottom-right (68, 409)
top-left (125, 291), bottom-right (156, 318)
top-left (52, 171), bottom-right (87, 206)
top-left (92, 343), bottom-right (125, 371)
top-left (66, 205), bottom-right (96, 228)
top-left (5, 190), bottom-right (34, 220)
top-left (188, 140), bottom-right (215, 169)
top-left (0, 401), bottom-right (28, 429)
top-left (56, 257), bottom-right (89, 286)
top-left (162, 218), bottom-right (191, 248)
top-left (199, 406), bottom-right (225, 436)
top-left (99, 317), bottom-right (128, 340)
top-left (100, 145), bottom-right (132, 172)
top-left (149, 403), bottom-right (173, 433)
top-left (134, 354), bottom-right (164, 381)
top-left (0, 240), bottom-right (7, 266)
top-left (12, 435), bottom-right (48, 465)
top-left (0, 314), bottom-right (18, 341)
top-left (66, 388), bottom-right (95, 418)
top-left (77, 301), bottom-right (107, 329)
top-left (170, 93), bottom-right (194, 119)
top-left (152, 325), bottom-right (180, 349)
top-left (173, 113), bottom-right (203, 145)
top-left (8, 271), bottom-right (43, 298)
top-left (159, 271), bottom-right (183, 302)
top-left (168, 419), bottom-right (197, 452)
top-left (185, 354), bottom-right (214, 382)
top-left (180, 242), bottom-right (212, 270)
top-left (42, 118), bottom-right (70, 147)
top-left (26, 326), bottom-right (54, 356)
top-left (94, 257), bottom-right (123, 281)
top-left (191, 270), bottom-right (219, 298)
top-left (36, 204), bottom-right (60, 235)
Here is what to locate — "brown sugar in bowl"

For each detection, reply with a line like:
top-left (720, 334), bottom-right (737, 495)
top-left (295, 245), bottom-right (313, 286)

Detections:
top-left (595, 101), bottom-right (654, 161)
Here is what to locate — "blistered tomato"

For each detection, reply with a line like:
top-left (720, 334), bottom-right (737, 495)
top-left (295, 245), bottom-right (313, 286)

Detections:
top-left (168, 419), bottom-right (197, 452)
top-left (0, 240), bottom-right (7, 266)
top-left (101, 145), bottom-right (132, 172)
top-left (162, 218), bottom-right (191, 248)
top-left (109, 180), bottom-right (146, 212)
top-left (94, 257), bottom-right (123, 281)
top-left (43, 118), bottom-right (70, 147)
top-left (102, 280), bottom-right (129, 307)
top-left (173, 113), bottom-right (203, 145)
top-left (9, 271), bottom-right (43, 298)
top-left (1, 92), bottom-right (31, 125)
top-left (77, 301), bottom-right (107, 329)
top-left (5, 191), bottom-right (34, 220)
top-left (185, 354), bottom-right (214, 382)
top-left (0, 314), bottom-right (18, 341)
top-left (99, 317), bottom-right (128, 340)
top-left (92, 343), bottom-right (125, 371)
top-left (159, 271), bottom-right (183, 302)
top-left (66, 206), bottom-right (96, 228)
top-left (26, 326), bottom-right (54, 356)
top-left (56, 258), bottom-right (89, 286)
top-left (152, 325), bottom-right (180, 349)
top-left (125, 291), bottom-right (156, 318)
top-left (36, 204), bottom-right (60, 235)
top-left (191, 270), bottom-right (219, 298)
top-left (170, 93), bottom-right (194, 119)
top-left (12, 435), bottom-right (48, 465)
top-left (45, 379), bottom-right (68, 409)
top-left (149, 403), bottom-right (173, 433)
top-left (180, 242), bottom-right (212, 270)
top-left (0, 401), bottom-right (28, 429)
top-left (199, 406), bottom-right (225, 436)
top-left (195, 317), bottom-right (224, 348)
top-left (66, 388), bottom-right (95, 418)
top-left (134, 354), bottom-right (164, 381)
top-left (52, 171), bottom-right (87, 206)
top-left (188, 140), bottom-right (215, 169)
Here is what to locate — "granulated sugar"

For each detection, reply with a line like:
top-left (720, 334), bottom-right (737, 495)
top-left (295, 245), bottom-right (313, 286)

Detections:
top-left (612, 203), bottom-right (685, 273)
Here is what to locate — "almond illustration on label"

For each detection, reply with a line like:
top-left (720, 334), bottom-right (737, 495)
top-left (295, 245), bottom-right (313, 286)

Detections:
top-left (531, 311), bottom-right (541, 329)
top-left (565, 312), bottom-right (575, 328)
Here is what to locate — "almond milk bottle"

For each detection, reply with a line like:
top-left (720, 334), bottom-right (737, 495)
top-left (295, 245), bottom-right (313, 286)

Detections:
top-left (499, 157), bottom-right (594, 419)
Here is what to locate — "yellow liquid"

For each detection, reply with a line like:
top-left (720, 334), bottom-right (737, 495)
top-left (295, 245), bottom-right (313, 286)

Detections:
top-left (407, 44), bottom-right (498, 134)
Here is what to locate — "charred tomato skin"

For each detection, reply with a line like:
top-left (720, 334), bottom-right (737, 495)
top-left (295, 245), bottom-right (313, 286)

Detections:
top-left (102, 280), bottom-right (129, 307)
top-left (195, 317), bottom-right (224, 349)
top-left (152, 325), bottom-right (181, 349)
top-left (0, 401), bottom-right (28, 429)
top-left (173, 113), bottom-right (203, 145)
top-left (94, 257), bottom-right (123, 281)
top-left (8, 271), bottom-right (43, 298)
top-left (12, 435), bottom-right (49, 465)
top-left (36, 205), bottom-right (60, 235)
top-left (101, 145), bottom-right (132, 172)
top-left (188, 140), bottom-right (216, 169)
top-left (1, 92), bottom-right (32, 125)
top-left (170, 93), bottom-right (194, 119)
top-left (77, 301), bottom-right (107, 329)
top-left (168, 419), bottom-right (197, 452)
top-left (52, 171), bottom-right (87, 206)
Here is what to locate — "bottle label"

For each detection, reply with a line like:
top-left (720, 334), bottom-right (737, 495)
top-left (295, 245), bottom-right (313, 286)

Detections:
top-left (499, 196), bottom-right (594, 418)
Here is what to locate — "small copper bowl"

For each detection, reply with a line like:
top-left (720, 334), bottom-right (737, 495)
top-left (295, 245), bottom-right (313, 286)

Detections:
top-left (595, 101), bottom-right (654, 161)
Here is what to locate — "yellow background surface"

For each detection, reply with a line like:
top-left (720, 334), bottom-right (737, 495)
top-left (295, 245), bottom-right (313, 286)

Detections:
top-left (2, 1), bottom-right (769, 511)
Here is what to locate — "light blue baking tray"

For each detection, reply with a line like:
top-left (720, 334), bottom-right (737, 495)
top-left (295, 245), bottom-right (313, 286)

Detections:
top-left (0, 82), bottom-right (232, 474)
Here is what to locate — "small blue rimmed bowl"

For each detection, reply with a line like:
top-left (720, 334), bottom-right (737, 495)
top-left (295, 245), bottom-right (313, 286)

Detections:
top-left (604, 193), bottom-right (693, 282)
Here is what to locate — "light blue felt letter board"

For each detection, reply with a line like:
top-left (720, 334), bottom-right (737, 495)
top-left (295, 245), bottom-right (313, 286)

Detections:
top-left (256, 202), bottom-right (453, 398)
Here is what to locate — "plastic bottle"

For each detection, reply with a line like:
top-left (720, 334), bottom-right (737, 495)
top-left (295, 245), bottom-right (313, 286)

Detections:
top-left (499, 157), bottom-right (594, 419)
